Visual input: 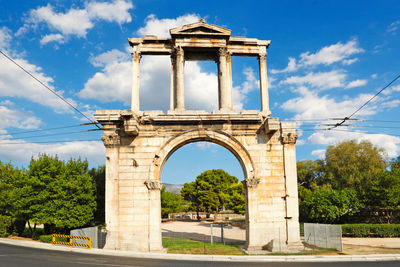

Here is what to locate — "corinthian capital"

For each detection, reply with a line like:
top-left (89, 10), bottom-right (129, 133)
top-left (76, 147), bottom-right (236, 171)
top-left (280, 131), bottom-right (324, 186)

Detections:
top-left (258, 52), bottom-right (267, 61)
top-left (281, 133), bottom-right (298, 145)
top-left (131, 51), bottom-right (141, 61)
top-left (101, 132), bottom-right (120, 147)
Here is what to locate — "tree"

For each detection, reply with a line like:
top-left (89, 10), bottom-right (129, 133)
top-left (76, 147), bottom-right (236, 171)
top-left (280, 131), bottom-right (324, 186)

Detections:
top-left (297, 159), bottom-right (324, 189)
top-left (181, 169), bottom-right (245, 217)
top-left (324, 140), bottom-right (387, 196)
top-left (364, 169), bottom-right (400, 223)
top-left (24, 154), bottom-right (96, 233)
top-left (160, 186), bottom-right (183, 217)
top-left (299, 187), bottom-right (362, 224)
top-left (89, 165), bottom-right (105, 224)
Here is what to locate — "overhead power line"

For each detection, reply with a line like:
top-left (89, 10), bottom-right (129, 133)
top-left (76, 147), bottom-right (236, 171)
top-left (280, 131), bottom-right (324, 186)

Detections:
top-left (5, 129), bottom-right (99, 141)
top-left (0, 124), bottom-right (90, 136)
top-left (329, 74), bottom-right (400, 129)
top-left (0, 50), bottom-right (100, 129)
top-left (0, 139), bottom-right (101, 145)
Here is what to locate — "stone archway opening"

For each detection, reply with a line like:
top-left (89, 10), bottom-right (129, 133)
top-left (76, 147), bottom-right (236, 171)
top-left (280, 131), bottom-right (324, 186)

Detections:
top-left (160, 140), bottom-right (247, 247)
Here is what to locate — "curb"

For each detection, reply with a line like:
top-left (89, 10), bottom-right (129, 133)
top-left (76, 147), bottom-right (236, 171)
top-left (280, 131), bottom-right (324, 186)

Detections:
top-left (1, 238), bottom-right (400, 262)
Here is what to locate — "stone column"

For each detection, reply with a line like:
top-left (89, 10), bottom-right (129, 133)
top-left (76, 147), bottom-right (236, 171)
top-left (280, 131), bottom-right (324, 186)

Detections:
top-left (175, 46), bottom-right (185, 111)
top-left (101, 131), bottom-right (121, 250)
top-left (226, 51), bottom-right (233, 111)
top-left (145, 180), bottom-right (163, 252)
top-left (258, 53), bottom-right (271, 116)
top-left (131, 50), bottom-right (141, 113)
top-left (218, 47), bottom-right (232, 111)
top-left (170, 55), bottom-right (176, 111)
top-left (281, 132), bottom-right (302, 249)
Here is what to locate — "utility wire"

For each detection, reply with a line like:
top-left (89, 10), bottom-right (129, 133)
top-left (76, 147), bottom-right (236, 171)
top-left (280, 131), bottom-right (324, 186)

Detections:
top-left (0, 50), bottom-right (100, 129)
top-left (329, 74), bottom-right (400, 129)
top-left (5, 129), bottom-right (98, 140)
top-left (0, 139), bottom-right (101, 145)
top-left (0, 124), bottom-right (90, 136)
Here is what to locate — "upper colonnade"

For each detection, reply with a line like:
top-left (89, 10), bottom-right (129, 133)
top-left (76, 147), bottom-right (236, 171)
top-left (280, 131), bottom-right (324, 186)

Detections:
top-left (128, 19), bottom-right (271, 116)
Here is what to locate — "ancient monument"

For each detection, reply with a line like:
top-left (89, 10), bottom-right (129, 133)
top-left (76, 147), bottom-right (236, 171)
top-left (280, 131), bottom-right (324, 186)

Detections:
top-left (95, 19), bottom-right (302, 252)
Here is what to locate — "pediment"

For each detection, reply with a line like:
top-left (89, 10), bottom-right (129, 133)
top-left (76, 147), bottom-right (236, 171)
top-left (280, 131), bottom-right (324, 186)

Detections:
top-left (170, 19), bottom-right (231, 37)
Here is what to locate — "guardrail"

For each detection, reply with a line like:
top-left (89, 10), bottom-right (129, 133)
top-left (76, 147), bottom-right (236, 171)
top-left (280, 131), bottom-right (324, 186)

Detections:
top-left (52, 234), bottom-right (91, 249)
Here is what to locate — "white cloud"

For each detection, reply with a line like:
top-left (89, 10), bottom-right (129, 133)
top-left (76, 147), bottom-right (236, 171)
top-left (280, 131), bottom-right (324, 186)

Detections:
top-left (89, 48), bottom-right (129, 67)
top-left (311, 149), bottom-right (325, 159)
top-left (308, 130), bottom-right (400, 158)
top-left (382, 84), bottom-right (400, 96)
top-left (0, 53), bottom-right (77, 113)
top-left (345, 79), bottom-right (367, 89)
top-left (271, 57), bottom-right (297, 74)
top-left (299, 39), bottom-right (363, 66)
top-left (0, 140), bottom-right (105, 166)
top-left (137, 14), bottom-right (200, 38)
top-left (342, 58), bottom-right (358, 65)
top-left (0, 26), bottom-right (11, 50)
top-left (18, 1), bottom-right (133, 44)
top-left (281, 86), bottom-right (376, 120)
top-left (388, 20), bottom-right (400, 33)
top-left (272, 39), bottom-right (363, 73)
top-left (86, 0), bottom-right (133, 24)
top-left (281, 70), bottom-right (347, 90)
top-left (0, 105), bottom-right (42, 130)
top-left (40, 33), bottom-right (64, 45)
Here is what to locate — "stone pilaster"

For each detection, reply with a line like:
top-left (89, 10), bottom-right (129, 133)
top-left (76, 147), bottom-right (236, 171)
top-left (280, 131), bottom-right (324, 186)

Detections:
top-left (281, 131), bottom-right (302, 248)
top-left (131, 51), bottom-right (141, 113)
top-left (145, 180), bottom-right (163, 252)
top-left (258, 53), bottom-right (271, 116)
top-left (102, 131), bottom-right (121, 250)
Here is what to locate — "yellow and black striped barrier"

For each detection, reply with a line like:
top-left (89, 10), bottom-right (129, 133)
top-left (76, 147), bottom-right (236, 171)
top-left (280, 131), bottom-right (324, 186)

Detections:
top-left (52, 234), bottom-right (91, 249)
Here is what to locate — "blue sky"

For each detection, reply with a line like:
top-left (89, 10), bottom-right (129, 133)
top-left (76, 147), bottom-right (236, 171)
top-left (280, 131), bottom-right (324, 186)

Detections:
top-left (0, 0), bottom-right (399, 184)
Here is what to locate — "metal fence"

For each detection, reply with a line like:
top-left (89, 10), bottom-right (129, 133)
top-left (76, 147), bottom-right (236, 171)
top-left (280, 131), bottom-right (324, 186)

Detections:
top-left (70, 226), bottom-right (107, 249)
top-left (304, 223), bottom-right (342, 251)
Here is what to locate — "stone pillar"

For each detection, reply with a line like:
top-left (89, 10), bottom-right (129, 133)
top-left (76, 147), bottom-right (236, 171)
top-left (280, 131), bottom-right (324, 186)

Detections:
top-left (218, 47), bottom-right (232, 111)
top-left (101, 131), bottom-right (121, 250)
top-left (281, 131), bottom-right (302, 249)
top-left (145, 180), bottom-right (163, 252)
top-left (226, 51), bottom-right (233, 111)
top-left (170, 55), bottom-right (176, 111)
top-left (131, 50), bottom-right (141, 112)
top-left (175, 46), bottom-right (185, 111)
top-left (258, 53), bottom-right (271, 116)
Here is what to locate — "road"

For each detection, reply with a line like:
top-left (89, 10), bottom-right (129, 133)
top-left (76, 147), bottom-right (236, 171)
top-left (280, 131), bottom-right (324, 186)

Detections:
top-left (0, 243), bottom-right (399, 267)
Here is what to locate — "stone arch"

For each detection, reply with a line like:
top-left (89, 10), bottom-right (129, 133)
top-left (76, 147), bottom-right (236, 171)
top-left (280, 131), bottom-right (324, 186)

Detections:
top-left (148, 129), bottom-right (255, 183)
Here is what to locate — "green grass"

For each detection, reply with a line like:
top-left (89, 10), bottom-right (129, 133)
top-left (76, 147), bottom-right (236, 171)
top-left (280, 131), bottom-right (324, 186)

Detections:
top-left (162, 237), bottom-right (245, 254)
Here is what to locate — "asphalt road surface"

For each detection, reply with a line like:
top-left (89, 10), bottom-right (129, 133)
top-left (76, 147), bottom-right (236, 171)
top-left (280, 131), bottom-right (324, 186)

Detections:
top-left (0, 243), bottom-right (399, 267)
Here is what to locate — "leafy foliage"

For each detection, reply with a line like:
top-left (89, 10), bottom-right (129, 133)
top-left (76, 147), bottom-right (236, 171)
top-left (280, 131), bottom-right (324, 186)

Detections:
top-left (161, 186), bottom-right (184, 217)
top-left (181, 169), bottom-right (245, 217)
top-left (0, 154), bottom-right (97, 236)
top-left (299, 186), bottom-right (362, 223)
top-left (297, 140), bottom-right (400, 224)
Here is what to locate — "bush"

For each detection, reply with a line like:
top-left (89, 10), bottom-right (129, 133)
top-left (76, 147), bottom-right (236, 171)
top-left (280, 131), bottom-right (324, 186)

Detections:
top-left (0, 215), bottom-right (12, 237)
top-left (39, 234), bottom-right (70, 243)
top-left (342, 224), bottom-right (400, 237)
top-left (39, 235), bottom-right (53, 243)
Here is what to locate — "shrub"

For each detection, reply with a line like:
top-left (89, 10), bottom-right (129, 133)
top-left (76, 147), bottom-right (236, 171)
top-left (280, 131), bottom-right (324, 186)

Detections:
top-left (39, 234), bottom-right (69, 243)
top-left (39, 235), bottom-right (53, 243)
top-left (0, 215), bottom-right (12, 237)
top-left (341, 224), bottom-right (400, 237)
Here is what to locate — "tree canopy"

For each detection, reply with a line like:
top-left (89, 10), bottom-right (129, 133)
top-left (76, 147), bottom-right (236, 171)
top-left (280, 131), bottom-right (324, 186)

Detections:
top-left (298, 139), bottom-right (400, 224)
top-left (181, 169), bottom-right (245, 217)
